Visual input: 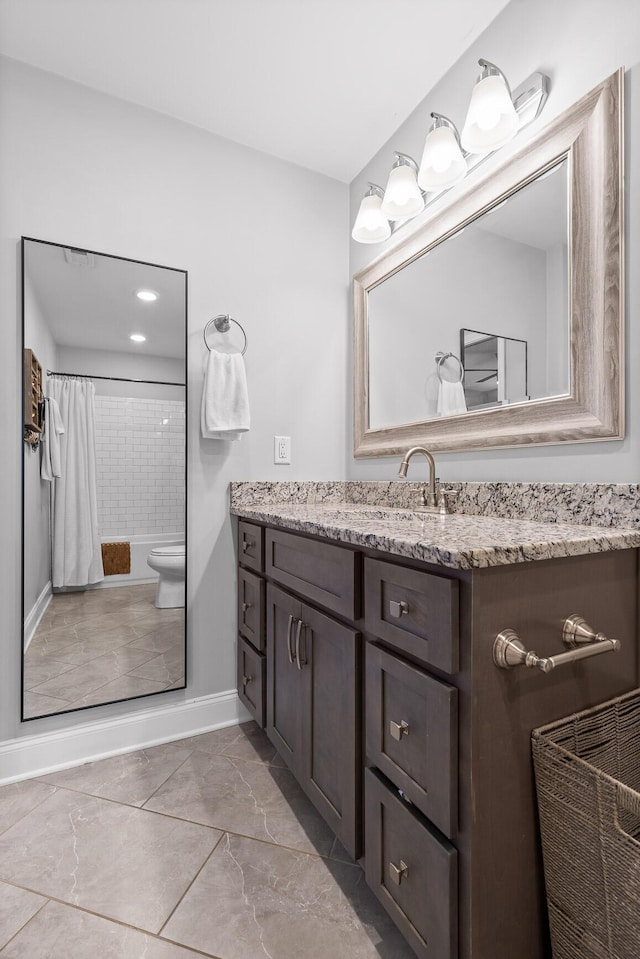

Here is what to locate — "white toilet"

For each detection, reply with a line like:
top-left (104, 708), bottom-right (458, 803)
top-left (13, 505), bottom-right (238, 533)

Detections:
top-left (146, 544), bottom-right (185, 608)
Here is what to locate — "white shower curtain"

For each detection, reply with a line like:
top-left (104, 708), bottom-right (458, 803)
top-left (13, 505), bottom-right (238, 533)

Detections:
top-left (48, 376), bottom-right (104, 588)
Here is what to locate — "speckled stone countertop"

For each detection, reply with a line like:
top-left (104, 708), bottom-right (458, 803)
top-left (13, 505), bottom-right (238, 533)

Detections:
top-left (230, 485), bottom-right (640, 571)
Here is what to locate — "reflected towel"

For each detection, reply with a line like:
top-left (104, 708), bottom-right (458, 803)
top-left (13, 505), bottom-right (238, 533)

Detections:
top-left (41, 396), bottom-right (65, 480)
top-left (201, 349), bottom-right (250, 440)
top-left (437, 379), bottom-right (467, 417)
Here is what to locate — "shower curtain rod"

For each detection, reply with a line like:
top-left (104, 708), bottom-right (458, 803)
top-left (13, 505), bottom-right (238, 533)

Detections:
top-left (47, 370), bottom-right (185, 387)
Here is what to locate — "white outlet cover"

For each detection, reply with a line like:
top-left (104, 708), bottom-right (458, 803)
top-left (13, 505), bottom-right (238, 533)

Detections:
top-left (274, 435), bottom-right (291, 464)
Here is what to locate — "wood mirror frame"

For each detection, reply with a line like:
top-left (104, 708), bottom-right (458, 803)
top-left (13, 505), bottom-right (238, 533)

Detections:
top-left (353, 69), bottom-right (623, 457)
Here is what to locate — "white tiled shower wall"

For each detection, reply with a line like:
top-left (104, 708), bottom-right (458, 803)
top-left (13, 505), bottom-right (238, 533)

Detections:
top-left (94, 396), bottom-right (185, 537)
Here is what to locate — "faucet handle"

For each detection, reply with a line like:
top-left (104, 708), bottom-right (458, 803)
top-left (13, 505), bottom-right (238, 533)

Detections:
top-left (438, 488), bottom-right (459, 515)
top-left (407, 485), bottom-right (428, 507)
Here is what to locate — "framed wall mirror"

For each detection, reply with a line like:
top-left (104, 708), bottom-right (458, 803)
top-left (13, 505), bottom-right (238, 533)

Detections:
top-left (21, 237), bottom-right (187, 721)
top-left (354, 69), bottom-right (623, 456)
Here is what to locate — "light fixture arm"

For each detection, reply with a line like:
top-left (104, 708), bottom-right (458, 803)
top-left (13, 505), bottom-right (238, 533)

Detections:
top-left (429, 112), bottom-right (461, 137)
top-left (392, 152), bottom-right (420, 176)
top-left (477, 58), bottom-right (513, 96)
top-left (365, 183), bottom-right (385, 200)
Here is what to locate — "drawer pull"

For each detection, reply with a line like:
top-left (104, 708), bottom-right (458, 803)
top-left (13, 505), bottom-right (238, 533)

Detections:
top-left (389, 600), bottom-right (409, 618)
top-left (242, 539), bottom-right (250, 552)
top-left (389, 859), bottom-right (409, 885)
top-left (389, 719), bottom-right (410, 741)
top-left (287, 615), bottom-right (295, 664)
top-left (295, 618), bottom-right (305, 670)
top-left (242, 602), bottom-right (253, 612)
top-left (242, 674), bottom-right (252, 688)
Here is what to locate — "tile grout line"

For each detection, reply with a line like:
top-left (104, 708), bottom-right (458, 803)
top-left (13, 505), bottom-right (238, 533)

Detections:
top-left (156, 829), bottom-right (227, 938)
top-left (0, 892), bottom-right (49, 954)
top-left (0, 887), bottom-right (224, 959)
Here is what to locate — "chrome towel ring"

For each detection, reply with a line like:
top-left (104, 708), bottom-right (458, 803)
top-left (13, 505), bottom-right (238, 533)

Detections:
top-left (203, 315), bottom-right (248, 355)
top-left (435, 351), bottom-right (464, 383)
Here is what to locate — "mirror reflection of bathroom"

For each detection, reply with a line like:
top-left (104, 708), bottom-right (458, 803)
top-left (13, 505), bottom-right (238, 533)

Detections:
top-left (366, 157), bottom-right (569, 430)
top-left (22, 238), bottom-right (187, 721)
top-left (460, 329), bottom-right (528, 411)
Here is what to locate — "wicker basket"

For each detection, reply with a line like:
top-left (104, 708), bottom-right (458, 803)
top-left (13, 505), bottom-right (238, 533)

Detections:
top-left (532, 689), bottom-right (640, 959)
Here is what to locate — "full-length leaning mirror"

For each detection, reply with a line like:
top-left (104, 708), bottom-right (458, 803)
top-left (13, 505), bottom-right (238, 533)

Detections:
top-left (354, 69), bottom-right (623, 455)
top-left (21, 238), bottom-right (187, 721)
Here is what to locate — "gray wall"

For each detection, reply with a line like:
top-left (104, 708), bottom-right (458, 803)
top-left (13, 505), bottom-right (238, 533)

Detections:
top-left (0, 56), bottom-right (349, 746)
top-left (349, 0), bottom-right (640, 482)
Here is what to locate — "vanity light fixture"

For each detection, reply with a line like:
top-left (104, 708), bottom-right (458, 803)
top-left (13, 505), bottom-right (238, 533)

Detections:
top-left (136, 289), bottom-right (158, 302)
top-left (461, 59), bottom-right (519, 154)
top-left (352, 59), bottom-right (548, 244)
top-left (130, 333), bottom-right (146, 343)
top-left (418, 114), bottom-right (467, 192)
top-left (380, 153), bottom-right (425, 220)
top-left (352, 184), bottom-right (392, 243)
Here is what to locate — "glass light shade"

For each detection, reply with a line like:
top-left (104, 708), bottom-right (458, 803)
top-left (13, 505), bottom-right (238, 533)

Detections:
top-left (351, 193), bottom-right (391, 244)
top-left (461, 73), bottom-right (519, 154)
top-left (380, 163), bottom-right (424, 220)
top-left (418, 125), bottom-right (467, 191)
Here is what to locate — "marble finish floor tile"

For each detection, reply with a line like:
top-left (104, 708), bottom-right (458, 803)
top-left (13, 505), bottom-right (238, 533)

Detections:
top-left (144, 752), bottom-right (336, 856)
top-left (22, 691), bottom-right (73, 719)
top-left (0, 781), bottom-right (57, 836)
top-left (38, 742), bottom-right (193, 807)
top-left (24, 584), bottom-right (185, 718)
top-left (163, 832), bottom-right (415, 959)
top-left (1, 900), bottom-right (207, 959)
top-left (181, 721), bottom-right (280, 765)
top-left (0, 881), bottom-right (46, 948)
top-left (67, 675), bottom-right (172, 710)
top-left (0, 789), bottom-right (222, 933)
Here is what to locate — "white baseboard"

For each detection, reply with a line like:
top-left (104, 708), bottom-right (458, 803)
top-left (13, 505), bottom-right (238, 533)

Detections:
top-left (23, 580), bottom-right (52, 651)
top-left (0, 690), bottom-right (252, 785)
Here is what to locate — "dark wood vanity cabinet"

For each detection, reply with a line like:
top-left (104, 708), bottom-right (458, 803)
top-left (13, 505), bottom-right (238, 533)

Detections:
top-left (266, 582), bottom-right (360, 855)
top-left (235, 517), bottom-right (639, 959)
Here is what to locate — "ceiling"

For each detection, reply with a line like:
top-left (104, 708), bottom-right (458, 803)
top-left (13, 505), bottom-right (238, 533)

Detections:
top-left (25, 239), bottom-right (186, 360)
top-left (0, 0), bottom-right (511, 182)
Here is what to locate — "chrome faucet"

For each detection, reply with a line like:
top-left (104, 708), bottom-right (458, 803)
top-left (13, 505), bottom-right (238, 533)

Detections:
top-left (397, 446), bottom-right (458, 514)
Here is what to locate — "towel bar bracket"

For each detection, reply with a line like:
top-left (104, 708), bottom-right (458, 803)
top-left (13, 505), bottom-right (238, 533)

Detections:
top-left (493, 617), bottom-right (620, 673)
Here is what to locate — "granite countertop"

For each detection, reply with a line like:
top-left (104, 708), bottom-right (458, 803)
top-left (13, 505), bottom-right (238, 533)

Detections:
top-left (230, 500), bottom-right (640, 571)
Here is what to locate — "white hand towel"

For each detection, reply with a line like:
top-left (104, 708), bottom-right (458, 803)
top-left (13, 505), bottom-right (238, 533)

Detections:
top-left (437, 379), bottom-right (467, 417)
top-left (41, 396), bottom-right (65, 480)
top-left (201, 349), bottom-right (250, 440)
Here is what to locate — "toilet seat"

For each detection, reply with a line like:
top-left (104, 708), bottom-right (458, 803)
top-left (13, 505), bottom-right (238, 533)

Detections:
top-left (150, 545), bottom-right (185, 557)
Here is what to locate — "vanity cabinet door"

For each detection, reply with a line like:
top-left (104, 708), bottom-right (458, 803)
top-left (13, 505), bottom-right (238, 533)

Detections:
top-left (298, 603), bottom-right (360, 859)
top-left (266, 584), bottom-right (304, 773)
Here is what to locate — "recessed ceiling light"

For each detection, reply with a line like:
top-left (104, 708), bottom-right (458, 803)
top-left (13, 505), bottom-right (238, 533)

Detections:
top-left (130, 333), bottom-right (146, 343)
top-left (136, 289), bottom-right (158, 302)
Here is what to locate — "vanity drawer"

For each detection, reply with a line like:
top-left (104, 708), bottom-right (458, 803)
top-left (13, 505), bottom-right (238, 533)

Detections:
top-left (364, 768), bottom-right (457, 959)
top-left (364, 558), bottom-right (459, 674)
top-left (238, 520), bottom-right (264, 572)
top-left (238, 568), bottom-right (265, 650)
top-left (366, 642), bottom-right (457, 838)
top-left (237, 637), bottom-right (265, 727)
top-left (265, 528), bottom-right (360, 620)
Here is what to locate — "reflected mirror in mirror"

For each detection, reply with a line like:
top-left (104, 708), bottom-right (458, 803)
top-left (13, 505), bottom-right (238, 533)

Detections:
top-left (460, 329), bottom-right (528, 411)
top-left (21, 238), bottom-right (187, 721)
top-left (367, 158), bottom-right (568, 430)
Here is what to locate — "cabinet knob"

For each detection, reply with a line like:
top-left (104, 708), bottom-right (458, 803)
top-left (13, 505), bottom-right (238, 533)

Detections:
top-left (389, 859), bottom-right (409, 885)
top-left (389, 600), bottom-right (409, 618)
top-left (242, 602), bottom-right (252, 612)
top-left (242, 540), bottom-right (250, 552)
top-left (242, 674), bottom-right (252, 688)
top-left (389, 720), bottom-right (410, 741)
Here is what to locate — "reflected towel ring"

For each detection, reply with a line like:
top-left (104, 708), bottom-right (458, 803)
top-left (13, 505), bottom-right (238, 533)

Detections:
top-left (203, 315), bottom-right (248, 355)
top-left (435, 351), bottom-right (464, 383)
